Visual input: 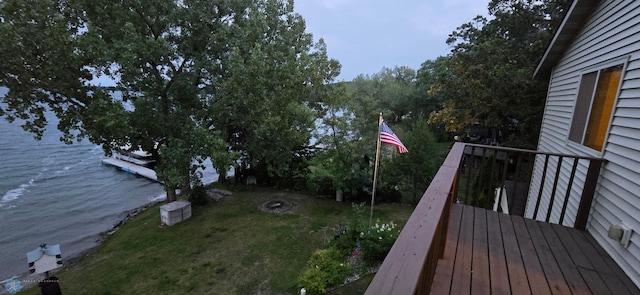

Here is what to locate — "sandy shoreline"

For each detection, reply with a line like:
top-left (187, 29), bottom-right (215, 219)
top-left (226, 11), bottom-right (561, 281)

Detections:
top-left (0, 200), bottom-right (163, 294)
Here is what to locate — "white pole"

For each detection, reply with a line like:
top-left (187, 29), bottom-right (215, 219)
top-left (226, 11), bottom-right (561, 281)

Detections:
top-left (369, 113), bottom-right (383, 228)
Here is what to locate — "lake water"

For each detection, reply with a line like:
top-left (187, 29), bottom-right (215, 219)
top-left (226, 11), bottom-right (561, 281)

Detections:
top-left (0, 88), bottom-right (218, 281)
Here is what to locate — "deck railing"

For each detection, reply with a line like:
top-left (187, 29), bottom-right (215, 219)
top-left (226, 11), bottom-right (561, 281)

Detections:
top-left (459, 143), bottom-right (604, 229)
top-left (365, 142), bottom-right (604, 294)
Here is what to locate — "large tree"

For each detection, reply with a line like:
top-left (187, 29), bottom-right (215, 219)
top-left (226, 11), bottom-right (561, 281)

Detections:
top-left (428, 0), bottom-right (572, 148)
top-left (210, 4), bottom-right (340, 185)
top-left (0, 0), bottom-right (339, 200)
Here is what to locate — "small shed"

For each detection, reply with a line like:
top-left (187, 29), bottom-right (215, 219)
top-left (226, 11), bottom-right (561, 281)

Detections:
top-left (27, 244), bottom-right (62, 275)
top-left (160, 200), bottom-right (192, 226)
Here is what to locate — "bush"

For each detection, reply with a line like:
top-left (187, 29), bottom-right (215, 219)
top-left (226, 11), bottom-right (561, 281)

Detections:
top-left (330, 202), bottom-right (365, 257)
top-left (330, 234), bottom-right (357, 258)
top-left (376, 187), bottom-right (402, 203)
top-left (299, 248), bottom-right (351, 294)
top-left (188, 185), bottom-right (208, 206)
top-left (360, 220), bottom-right (399, 265)
top-left (299, 268), bottom-right (328, 295)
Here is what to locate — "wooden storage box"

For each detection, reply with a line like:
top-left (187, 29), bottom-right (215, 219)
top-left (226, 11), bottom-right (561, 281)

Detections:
top-left (160, 200), bottom-right (192, 226)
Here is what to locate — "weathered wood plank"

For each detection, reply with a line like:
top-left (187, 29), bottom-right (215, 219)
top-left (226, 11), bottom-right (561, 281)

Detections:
top-left (511, 216), bottom-right (552, 294)
top-left (486, 210), bottom-right (510, 295)
top-left (598, 272), bottom-right (634, 295)
top-left (523, 218), bottom-right (571, 295)
top-left (551, 224), bottom-right (593, 269)
top-left (578, 267), bottom-right (613, 295)
top-left (471, 207), bottom-right (490, 294)
top-left (429, 204), bottom-right (640, 294)
top-left (571, 225), bottom-right (638, 295)
top-left (568, 228), bottom-right (615, 274)
top-left (498, 213), bottom-right (531, 295)
top-left (538, 222), bottom-right (591, 294)
top-left (430, 204), bottom-right (463, 294)
top-left (450, 205), bottom-right (474, 295)
top-left (582, 232), bottom-right (640, 295)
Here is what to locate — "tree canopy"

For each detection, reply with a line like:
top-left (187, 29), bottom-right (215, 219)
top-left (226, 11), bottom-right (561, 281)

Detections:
top-left (0, 0), bottom-right (340, 200)
top-left (428, 0), bottom-right (572, 148)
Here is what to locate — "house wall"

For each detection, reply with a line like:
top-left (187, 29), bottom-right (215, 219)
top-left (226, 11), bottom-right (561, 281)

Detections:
top-left (528, 0), bottom-right (640, 287)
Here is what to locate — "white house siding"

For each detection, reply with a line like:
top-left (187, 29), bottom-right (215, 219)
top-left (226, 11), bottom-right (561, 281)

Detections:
top-left (528, 0), bottom-right (640, 287)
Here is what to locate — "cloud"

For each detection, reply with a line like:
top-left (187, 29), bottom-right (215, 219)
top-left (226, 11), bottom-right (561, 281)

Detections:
top-left (316, 0), bottom-right (362, 9)
top-left (294, 0), bottom-right (490, 80)
top-left (410, 2), bottom-right (488, 37)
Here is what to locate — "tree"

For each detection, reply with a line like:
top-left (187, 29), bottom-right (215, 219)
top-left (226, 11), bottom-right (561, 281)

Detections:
top-left (428, 0), bottom-right (572, 148)
top-left (384, 119), bottom-right (439, 204)
top-left (306, 67), bottom-right (425, 201)
top-left (0, 0), bottom-right (340, 200)
top-left (414, 57), bottom-right (456, 141)
top-left (307, 83), bottom-right (372, 199)
top-left (203, 1), bottom-right (341, 187)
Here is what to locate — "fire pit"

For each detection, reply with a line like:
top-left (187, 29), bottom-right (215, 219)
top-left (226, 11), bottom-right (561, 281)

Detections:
top-left (260, 199), bottom-right (293, 214)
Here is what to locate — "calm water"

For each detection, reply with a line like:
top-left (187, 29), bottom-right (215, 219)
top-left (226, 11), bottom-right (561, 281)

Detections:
top-left (0, 89), bottom-right (218, 281)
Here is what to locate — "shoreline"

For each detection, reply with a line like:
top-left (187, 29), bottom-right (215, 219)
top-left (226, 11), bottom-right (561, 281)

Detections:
top-left (0, 199), bottom-right (164, 294)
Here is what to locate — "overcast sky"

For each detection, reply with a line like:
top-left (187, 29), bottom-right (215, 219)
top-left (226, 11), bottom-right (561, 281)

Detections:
top-left (293, 0), bottom-right (489, 81)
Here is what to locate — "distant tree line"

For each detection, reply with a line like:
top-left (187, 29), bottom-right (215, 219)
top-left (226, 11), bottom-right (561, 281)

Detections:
top-left (0, 0), bottom-right (570, 202)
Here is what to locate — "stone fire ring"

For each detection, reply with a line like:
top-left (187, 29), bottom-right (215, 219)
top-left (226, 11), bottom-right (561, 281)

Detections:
top-left (259, 199), bottom-right (294, 214)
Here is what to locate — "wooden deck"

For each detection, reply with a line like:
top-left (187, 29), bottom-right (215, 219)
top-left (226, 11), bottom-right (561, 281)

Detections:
top-left (431, 204), bottom-right (640, 295)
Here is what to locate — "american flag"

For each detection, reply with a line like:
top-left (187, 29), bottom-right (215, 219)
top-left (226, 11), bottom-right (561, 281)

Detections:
top-left (380, 121), bottom-right (408, 153)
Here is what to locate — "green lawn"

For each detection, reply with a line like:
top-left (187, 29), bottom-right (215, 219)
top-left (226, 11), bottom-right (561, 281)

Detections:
top-left (20, 187), bottom-right (414, 295)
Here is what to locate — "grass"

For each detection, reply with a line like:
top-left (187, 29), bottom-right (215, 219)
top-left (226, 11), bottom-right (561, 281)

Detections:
top-left (20, 187), bottom-right (414, 295)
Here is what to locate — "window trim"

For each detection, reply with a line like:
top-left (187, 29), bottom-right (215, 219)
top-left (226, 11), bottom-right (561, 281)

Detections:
top-left (566, 57), bottom-right (628, 155)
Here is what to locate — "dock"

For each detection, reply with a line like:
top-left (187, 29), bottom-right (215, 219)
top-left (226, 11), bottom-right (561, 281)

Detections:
top-left (101, 158), bottom-right (158, 182)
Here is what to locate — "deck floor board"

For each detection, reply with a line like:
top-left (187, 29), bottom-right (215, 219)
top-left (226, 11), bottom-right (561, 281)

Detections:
top-left (431, 204), bottom-right (640, 294)
top-left (512, 215), bottom-right (552, 295)
top-left (450, 205), bottom-right (474, 295)
top-left (486, 210), bottom-right (510, 295)
top-left (471, 207), bottom-right (490, 294)
top-left (524, 218), bottom-right (571, 295)
top-left (498, 212), bottom-right (531, 295)
top-left (431, 204), bottom-right (463, 294)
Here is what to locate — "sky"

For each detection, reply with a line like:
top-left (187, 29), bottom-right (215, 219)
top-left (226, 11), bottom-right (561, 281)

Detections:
top-left (293, 0), bottom-right (490, 81)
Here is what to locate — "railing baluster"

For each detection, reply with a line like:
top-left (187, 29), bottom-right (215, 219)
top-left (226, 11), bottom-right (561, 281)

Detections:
top-left (533, 154), bottom-right (550, 220)
top-left (486, 148), bottom-right (497, 209)
top-left (478, 147), bottom-right (488, 207)
top-left (545, 156), bottom-right (564, 222)
top-left (574, 159), bottom-right (603, 230)
top-left (464, 146), bottom-right (474, 204)
top-left (510, 152), bottom-right (523, 214)
top-left (559, 158), bottom-right (579, 225)
top-left (497, 151), bottom-right (510, 213)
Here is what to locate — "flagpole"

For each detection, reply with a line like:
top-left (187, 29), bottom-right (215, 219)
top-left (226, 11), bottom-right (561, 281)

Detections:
top-left (369, 113), bottom-right (383, 229)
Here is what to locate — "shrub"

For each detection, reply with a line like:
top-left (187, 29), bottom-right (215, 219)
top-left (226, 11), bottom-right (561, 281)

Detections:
top-left (330, 234), bottom-right (357, 258)
top-left (299, 248), bottom-right (351, 294)
top-left (330, 202), bottom-right (366, 257)
top-left (299, 267), bottom-right (327, 295)
top-left (188, 185), bottom-right (208, 206)
top-left (360, 220), bottom-right (399, 265)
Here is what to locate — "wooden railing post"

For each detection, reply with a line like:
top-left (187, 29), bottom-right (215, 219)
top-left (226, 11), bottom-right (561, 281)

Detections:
top-left (574, 159), bottom-right (603, 230)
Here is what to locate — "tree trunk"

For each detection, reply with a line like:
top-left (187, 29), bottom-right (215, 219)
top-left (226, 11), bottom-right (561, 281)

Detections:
top-left (180, 184), bottom-right (191, 198)
top-left (218, 168), bottom-right (227, 183)
top-left (166, 188), bottom-right (177, 202)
